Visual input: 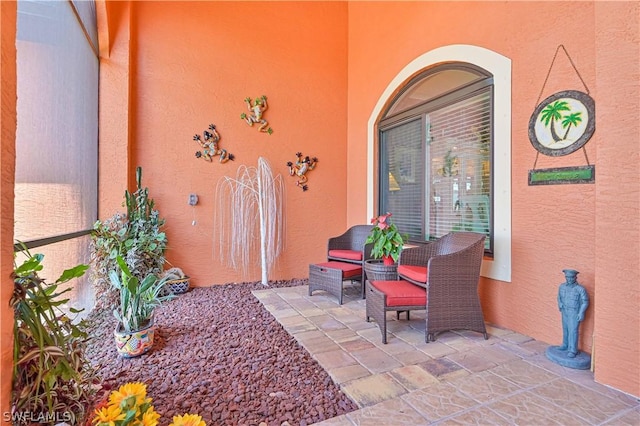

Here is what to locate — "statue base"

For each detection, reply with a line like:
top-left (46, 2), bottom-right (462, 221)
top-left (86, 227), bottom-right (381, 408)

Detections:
top-left (546, 345), bottom-right (591, 370)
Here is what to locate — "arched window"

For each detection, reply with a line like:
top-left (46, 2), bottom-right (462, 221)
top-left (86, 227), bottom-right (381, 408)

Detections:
top-left (378, 63), bottom-right (494, 254)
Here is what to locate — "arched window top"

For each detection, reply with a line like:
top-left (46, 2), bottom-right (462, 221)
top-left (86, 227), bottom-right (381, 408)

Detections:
top-left (385, 64), bottom-right (491, 117)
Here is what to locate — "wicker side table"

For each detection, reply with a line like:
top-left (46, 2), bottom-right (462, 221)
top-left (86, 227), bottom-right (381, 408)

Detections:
top-left (364, 259), bottom-right (398, 282)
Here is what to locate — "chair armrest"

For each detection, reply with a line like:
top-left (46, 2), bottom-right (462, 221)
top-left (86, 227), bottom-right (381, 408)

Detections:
top-left (398, 241), bottom-right (437, 267)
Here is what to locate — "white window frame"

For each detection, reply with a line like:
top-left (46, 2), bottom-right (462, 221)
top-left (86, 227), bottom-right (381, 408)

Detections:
top-left (367, 44), bottom-right (511, 282)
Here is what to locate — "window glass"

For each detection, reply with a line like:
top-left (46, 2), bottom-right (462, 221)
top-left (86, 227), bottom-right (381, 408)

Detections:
top-left (380, 119), bottom-right (424, 238)
top-left (387, 68), bottom-right (484, 116)
top-left (379, 65), bottom-right (493, 253)
top-left (15, 0), bottom-right (99, 243)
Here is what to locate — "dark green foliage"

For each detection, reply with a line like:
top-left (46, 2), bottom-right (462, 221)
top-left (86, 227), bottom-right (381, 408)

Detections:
top-left (90, 167), bottom-right (167, 311)
top-left (11, 246), bottom-right (99, 425)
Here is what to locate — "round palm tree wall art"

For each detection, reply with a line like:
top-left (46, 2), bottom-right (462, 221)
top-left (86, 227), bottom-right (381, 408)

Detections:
top-left (528, 90), bottom-right (595, 157)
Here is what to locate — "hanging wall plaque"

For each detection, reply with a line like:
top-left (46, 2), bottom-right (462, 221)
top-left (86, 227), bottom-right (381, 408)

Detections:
top-left (528, 45), bottom-right (596, 186)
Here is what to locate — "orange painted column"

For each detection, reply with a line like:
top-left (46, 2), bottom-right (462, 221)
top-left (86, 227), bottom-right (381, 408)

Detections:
top-left (593, 1), bottom-right (640, 398)
top-left (0, 1), bottom-right (16, 421)
top-left (98, 1), bottom-right (133, 219)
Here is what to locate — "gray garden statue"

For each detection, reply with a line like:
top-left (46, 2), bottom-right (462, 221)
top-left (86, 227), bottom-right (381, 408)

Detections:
top-left (546, 269), bottom-right (592, 369)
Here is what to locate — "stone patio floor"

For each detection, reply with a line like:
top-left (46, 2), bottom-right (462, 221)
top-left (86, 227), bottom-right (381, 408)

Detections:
top-left (252, 284), bottom-right (640, 425)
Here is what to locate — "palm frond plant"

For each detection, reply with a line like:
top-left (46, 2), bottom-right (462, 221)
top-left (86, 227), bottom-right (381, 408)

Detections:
top-left (11, 245), bottom-right (99, 424)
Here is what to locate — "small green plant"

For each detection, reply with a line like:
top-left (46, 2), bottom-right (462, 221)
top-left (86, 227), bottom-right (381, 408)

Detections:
top-left (110, 256), bottom-right (174, 333)
top-left (11, 246), bottom-right (99, 424)
top-left (366, 213), bottom-right (406, 263)
top-left (91, 166), bottom-right (167, 311)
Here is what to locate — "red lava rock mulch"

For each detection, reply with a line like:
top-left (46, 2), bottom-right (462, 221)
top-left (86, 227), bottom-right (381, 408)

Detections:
top-left (84, 279), bottom-right (358, 425)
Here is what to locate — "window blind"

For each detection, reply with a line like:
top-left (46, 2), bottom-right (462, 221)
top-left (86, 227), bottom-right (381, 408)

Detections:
top-left (427, 88), bottom-right (492, 243)
top-left (380, 119), bottom-right (424, 239)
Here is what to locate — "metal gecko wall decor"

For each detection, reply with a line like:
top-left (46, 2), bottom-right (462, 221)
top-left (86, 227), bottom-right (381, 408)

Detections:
top-left (287, 152), bottom-right (318, 191)
top-left (240, 95), bottom-right (273, 135)
top-left (192, 124), bottom-right (234, 163)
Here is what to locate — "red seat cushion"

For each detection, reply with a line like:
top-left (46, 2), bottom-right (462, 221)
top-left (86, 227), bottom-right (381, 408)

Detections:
top-left (328, 249), bottom-right (363, 261)
top-left (315, 261), bottom-right (362, 278)
top-left (370, 280), bottom-right (426, 307)
top-left (397, 265), bottom-right (428, 283)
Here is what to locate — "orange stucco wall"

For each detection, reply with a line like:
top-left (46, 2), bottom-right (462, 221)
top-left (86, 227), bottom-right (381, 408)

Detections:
top-left (100, 1), bottom-right (349, 286)
top-left (93, 0), bottom-right (638, 399)
top-left (346, 1), bottom-right (638, 397)
top-left (0, 1), bottom-right (16, 421)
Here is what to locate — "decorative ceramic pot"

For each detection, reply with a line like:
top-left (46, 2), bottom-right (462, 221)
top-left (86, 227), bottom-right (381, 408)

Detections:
top-left (165, 277), bottom-right (191, 295)
top-left (114, 318), bottom-right (155, 358)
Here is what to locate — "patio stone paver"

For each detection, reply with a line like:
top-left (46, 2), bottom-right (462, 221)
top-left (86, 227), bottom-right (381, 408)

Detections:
top-left (486, 392), bottom-right (586, 425)
top-left (392, 349), bottom-right (433, 366)
top-left (327, 364), bottom-right (371, 384)
top-left (299, 335), bottom-right (341, 354)
top-left (530, 377), bottom-right (635, 424)
top-left (450, 370), bottom-right (523, 404)
top-left (439, 405), bottom-right (513, 425)
top-left (345, 396), bottom-right (428, 425)
top-left (446, 348), bottom-right (499, 373)
top-left (401, 382), bottom-right (480, 422)
top-left (341, 373), bottom-right (407, 407)
top-left (337, 337), bottom-right (376, 352)
top-left (291, 329), bottom-right (326, 342)
top-left (298, 307), bottom-right (327, 318)
top-left (500, 331), bottom-right (535, 344)
top-left (307, 314), bottom-right (347, 331)
top-left (253, 285), bottom-right (640, 426)
top-left (388, 365), bottom-right (439, 391)
top-left (489, 358), bottom-right (558, 388)
top-left (602, 407), bottom-right (640, 426)
top-left (313, 349), bottom-right (358, 370)
top-left (324, 328), bottom-right (359, 343)
top-left (376, 338), bottom-right (415, 356)
top-left (418, 340), bottom-right (458, 358)
top-left (350, 347), bottom-right (403, 374)
top-left (418, 357), bottom-right (464, 378)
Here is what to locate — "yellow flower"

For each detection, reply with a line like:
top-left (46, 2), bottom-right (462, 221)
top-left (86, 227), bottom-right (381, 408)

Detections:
top-left (109, 382), bottom-right (149, 408)
top-left (139, 408), bottom-right (161, 426)
top-left (169, 414), bottom-right (207, 426)
top-left (93, 404), bottom-right (126, 426)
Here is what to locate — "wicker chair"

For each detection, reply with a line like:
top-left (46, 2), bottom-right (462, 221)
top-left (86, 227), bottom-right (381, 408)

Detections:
top-left (397, 232), bottom-right (488, 342)
top-left (307, 225), bottom-right (373, 301)
top-left (327, 224), bottom-right (374, 268)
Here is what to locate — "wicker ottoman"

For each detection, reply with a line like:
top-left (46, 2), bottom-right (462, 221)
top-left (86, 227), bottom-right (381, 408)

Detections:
top-left (366, 279), bottom-right (427, 343)
top-left (309, 261), bottom-right (363, 305)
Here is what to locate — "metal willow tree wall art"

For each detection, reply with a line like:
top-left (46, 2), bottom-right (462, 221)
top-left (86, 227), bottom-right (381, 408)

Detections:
top-left (215, 157), bottom-right (285, 285)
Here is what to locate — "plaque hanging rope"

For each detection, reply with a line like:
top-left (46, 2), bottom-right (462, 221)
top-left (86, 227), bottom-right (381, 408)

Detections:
top-left (532, 44), bottom-right (591, 170)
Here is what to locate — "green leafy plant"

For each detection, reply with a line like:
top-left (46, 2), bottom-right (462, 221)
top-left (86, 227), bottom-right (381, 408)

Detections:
top-left (110, 256), bottom-right (174, 333)
top-left (91, 166), bottom-right (167, 311)
top-left (366, 213), bottom-right (406, 263)
top-left (11, 246), bottom-right (99, 424)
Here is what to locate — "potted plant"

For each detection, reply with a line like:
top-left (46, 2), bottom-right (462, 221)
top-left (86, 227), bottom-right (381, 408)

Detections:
top-left (366, 212), bottom-right (405, 265)
top-left (90, 166), bottom-right (167, 312)
top-left (110, 256), bottom-right (174, 358)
